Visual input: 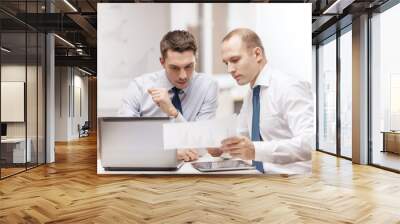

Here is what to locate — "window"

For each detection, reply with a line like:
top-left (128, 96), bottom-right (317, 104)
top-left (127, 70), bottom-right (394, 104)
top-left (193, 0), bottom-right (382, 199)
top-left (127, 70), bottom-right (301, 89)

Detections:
top-left (371, 2), bottom-right (400, 171)
top-left (340, 28), bottom-right (352, 158)
top-left (318, 36), bottom-right (337, 154)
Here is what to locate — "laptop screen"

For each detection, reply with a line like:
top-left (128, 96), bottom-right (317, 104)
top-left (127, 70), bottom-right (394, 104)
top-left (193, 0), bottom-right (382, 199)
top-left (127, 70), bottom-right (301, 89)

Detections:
top-left (99, 117), bottom-right (177, 168)
top-left (1, 123), bottom-right (7, 137)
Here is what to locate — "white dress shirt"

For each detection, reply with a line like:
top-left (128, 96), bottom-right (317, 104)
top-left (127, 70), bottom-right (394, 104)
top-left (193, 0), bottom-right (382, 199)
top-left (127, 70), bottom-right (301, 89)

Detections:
top-left (119, 70), bottom-right (218, 122)
top-left (238, 65), bottom-right (315, 174)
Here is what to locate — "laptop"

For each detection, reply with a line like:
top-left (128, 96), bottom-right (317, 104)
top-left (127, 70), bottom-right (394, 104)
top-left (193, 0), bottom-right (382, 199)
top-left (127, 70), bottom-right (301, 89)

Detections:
top-left (99, 117), bottom-right (183, 171)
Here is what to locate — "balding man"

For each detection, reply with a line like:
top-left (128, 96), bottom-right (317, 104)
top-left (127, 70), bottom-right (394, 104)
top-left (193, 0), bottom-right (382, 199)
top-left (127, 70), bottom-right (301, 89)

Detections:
top-left (208, 28), bottom-right (314, 173)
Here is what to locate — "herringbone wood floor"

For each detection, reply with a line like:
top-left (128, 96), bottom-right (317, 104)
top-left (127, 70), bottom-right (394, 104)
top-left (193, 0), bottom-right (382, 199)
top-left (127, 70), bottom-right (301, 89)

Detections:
top-left (1, 134), bottom-right (400, 224)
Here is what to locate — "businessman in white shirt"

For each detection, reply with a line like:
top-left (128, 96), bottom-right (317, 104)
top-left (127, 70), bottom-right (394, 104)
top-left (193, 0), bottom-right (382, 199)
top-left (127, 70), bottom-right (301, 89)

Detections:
top-left (209, 28), bottom-right (314, 173)
top-left (119, 30), bottom-right (218, 162)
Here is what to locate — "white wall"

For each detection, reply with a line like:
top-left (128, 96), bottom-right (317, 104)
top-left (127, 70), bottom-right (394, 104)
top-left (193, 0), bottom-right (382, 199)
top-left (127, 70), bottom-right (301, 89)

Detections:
top-left (227, 4), bottom-right (257, 30)
top-left (170, 3), bottom-right (199, 30)
top-left (72, 74), bottom-right (89, 138)
top-left (98, 3), bottom-right (170, 116)
top-left (55, 67), bottom-right (89, 141)
top-left (223, 4), bottom-right (312, 118)
top-left (1, 65), bottom-right (40, 138)
top-left (227, 4), bottom-right (312, 83)
top-left (55, 67), bottom-right (68, 141)
top-left (98, 3), bottom-right (312, 117)
top-left (1, 64), bottom-right (46, 163)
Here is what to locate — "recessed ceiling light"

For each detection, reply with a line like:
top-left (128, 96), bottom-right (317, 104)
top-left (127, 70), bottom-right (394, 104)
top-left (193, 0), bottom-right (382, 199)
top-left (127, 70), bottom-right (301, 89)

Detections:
top-left (78, 67), bottom-right (93, 76)
top-left (323, 0), bottom-right (355, 15)
top-left (54, 34), bottom-right (75, 48)
top-left (1, 47), bottom-right (11, 53)
top-left (63, 0), bottom-right (78, 12)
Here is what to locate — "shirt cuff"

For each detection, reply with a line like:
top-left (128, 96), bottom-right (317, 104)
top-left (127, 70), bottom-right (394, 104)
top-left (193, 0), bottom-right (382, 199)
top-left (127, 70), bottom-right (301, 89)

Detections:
top-left (253, 141), bottom-right (274, 162)
top-left (172, 112), bottom-right (187, 122)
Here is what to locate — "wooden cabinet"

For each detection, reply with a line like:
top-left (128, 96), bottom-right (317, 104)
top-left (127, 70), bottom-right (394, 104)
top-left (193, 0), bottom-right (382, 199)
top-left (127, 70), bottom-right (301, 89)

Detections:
top-left (382, 131), bottom-right (400, 154)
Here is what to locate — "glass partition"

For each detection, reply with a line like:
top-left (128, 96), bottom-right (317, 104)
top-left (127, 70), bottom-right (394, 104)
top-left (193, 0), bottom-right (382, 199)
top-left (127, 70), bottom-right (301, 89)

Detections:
top-left (339, 28), bottom-right (352, 158)
top-left (317, 36), bottom-right (337, 155)
top-left (0, 1), bottom-right (46, 179)
top-left (371, 3), bottom-right (400, 171)
top-left (1, 30), bottom-right (28, 177)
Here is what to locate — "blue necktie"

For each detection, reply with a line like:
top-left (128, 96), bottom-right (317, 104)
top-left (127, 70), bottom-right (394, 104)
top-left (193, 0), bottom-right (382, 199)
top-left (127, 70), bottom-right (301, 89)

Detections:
top-left (171, 87), bottom-right (182, 114)
top-left (251, 85), bottom-right (265, 173)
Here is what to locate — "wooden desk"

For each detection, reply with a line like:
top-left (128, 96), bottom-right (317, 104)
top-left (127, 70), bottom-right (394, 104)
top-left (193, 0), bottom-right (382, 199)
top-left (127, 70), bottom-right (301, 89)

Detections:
top-left (97, 155), bottom-right (262, 175)
top-left (382, 131), bottom-right (400, 154)
top-left (97, 155), bottom-right (312, 175)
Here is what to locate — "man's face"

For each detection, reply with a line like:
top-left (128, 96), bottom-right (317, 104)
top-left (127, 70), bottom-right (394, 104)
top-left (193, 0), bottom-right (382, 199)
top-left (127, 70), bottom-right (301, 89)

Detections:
top-left (160, 50), bottom-right (196, 89)
top-left (221, 36), bottom-right (261, 86)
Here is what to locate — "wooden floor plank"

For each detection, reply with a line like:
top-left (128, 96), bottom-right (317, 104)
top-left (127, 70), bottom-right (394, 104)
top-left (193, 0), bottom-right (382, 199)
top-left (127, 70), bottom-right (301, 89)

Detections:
top-left (0, 134), bottom-right (400, 223)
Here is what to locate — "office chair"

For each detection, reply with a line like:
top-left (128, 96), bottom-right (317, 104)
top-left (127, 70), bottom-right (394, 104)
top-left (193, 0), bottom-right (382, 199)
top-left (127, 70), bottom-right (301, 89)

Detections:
top-left (79, 121), bottom-right (90, 138)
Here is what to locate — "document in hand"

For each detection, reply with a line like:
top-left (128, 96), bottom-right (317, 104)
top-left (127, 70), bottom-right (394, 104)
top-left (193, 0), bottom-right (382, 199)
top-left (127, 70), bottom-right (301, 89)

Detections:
top-left (163, 115), bottom-right (238, 150)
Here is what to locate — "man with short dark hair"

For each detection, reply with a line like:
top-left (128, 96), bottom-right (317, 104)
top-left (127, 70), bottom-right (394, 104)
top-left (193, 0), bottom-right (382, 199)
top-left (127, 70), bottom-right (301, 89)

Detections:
top-left (209, 28), bottom-right (314, 173)
top-left (119, 30), bottom-right (218, 162)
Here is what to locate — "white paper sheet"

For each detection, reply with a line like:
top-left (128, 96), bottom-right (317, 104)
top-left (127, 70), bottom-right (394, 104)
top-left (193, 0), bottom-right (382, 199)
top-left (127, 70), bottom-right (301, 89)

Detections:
top-left (163, 115), bottom-right (238, 150)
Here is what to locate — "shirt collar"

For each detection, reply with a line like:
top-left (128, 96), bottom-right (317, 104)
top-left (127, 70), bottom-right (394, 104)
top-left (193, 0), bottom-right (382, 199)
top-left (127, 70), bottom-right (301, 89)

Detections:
top-left (160, 69), bottom-right (193, 93)
top-left (252, 63), bottom-right (271, 89)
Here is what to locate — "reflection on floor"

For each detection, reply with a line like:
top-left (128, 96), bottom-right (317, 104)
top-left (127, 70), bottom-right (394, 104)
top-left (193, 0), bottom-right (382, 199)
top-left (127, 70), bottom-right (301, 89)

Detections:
top-left (0, 167), bottom-right (25, 178)
top-left (0, 163), bottom-right (41, 178)
top-left (373, 151), bottom-right (400, 171)
top-left (341, 148), bottom-right (352, 158)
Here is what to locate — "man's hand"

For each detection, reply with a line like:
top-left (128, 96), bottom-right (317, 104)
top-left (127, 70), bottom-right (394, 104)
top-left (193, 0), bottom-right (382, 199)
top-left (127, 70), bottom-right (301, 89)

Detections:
top-left (177, 149), bottom-right (198, 162)
top-left (148, 88), bottom-right (178, 117)
top-left (207, 148), bottom-right (223, 157)
top-left (221, 136), bottom-right (255, 160)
